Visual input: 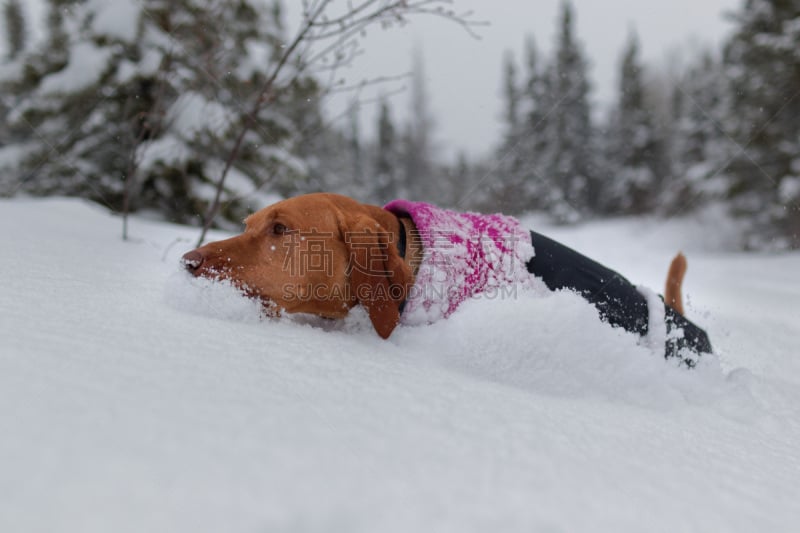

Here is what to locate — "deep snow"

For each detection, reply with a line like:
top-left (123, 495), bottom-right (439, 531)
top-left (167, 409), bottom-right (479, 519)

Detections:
top-left (1, 198), bottom-right (799, 532)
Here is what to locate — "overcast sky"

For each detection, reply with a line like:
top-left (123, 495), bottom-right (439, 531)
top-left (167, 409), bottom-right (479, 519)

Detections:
top-left (287, 0), bottom-right (741, 161)
top-left (13, 0), bottom-right (741, 161)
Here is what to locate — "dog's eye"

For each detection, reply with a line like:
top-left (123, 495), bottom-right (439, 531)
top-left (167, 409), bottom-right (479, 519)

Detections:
top-left (272, 222), bottom-right (288, 235)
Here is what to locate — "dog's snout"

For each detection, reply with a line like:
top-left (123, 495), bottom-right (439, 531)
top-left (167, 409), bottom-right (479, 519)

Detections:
top-left (181, 250), bottom-right (205, 273)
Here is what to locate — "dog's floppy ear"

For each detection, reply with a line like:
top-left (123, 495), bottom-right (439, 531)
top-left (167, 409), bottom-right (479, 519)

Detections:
top-left (343, 214), bottom-right (413, 339)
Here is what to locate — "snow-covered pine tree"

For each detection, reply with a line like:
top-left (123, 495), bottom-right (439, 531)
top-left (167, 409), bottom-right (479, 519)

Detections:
top-left (345, 99), bottom-right (366, 198)
top-left (373, 96), bottom-right (403, 204)
top-left (449, 151), bottom-right (491, 210)
top-left (2, 0), bottom-right (26, 60)
top-left (603, 31), bottom-right (667, 214)
top-left (0, 0), bottom-right (61, 195)
top-left (0, 0), bottom-right (27, 190)
top-left (491, 48), bottom-right (527, 212)
top-left (502, 50), bottom-right (521, 145)
top-left (492, 36), bottom-right (554, 214)
top-left (279, 74), bottom-right (345, 196)
top-left (0, 0), bottom-right (27, 146)
top-left (402, 48), bottom-right (438, 201)
top-left (519, 35), bottom-right (559, 213)
top-left (0, 0), bottom-right (319, 226)
top-left (538, 2), bottom-right (598, 222)
top-left (665, 51), bottom-right (730, 213)
top-left (1, 0), bottom-right (105, 200)
top-left (724, 0), bottom-right (800, 248)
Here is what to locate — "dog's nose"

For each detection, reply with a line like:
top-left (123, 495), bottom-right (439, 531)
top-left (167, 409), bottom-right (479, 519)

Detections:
top-left (181, 250), bottom-right (205, 273)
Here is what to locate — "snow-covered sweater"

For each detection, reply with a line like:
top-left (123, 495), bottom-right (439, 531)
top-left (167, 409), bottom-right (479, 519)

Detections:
top-left (383, 200), bottom-right (536, 325)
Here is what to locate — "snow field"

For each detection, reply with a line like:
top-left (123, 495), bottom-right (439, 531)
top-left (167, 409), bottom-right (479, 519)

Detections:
top-left (1, 198), bottom-right (799, 532)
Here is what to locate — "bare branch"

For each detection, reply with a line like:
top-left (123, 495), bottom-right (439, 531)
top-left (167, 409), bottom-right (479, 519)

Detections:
top-left (195, 0), bottom-right (483, 245)
top-left (196, 0), bottom-right (333, 246)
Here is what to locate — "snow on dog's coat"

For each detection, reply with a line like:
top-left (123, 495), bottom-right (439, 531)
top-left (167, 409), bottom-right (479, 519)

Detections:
top-left (384, 200), bottom-right (542, 325)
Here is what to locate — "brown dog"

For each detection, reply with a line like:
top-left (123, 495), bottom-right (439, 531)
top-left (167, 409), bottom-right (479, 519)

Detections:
top-left (182, 193), bottom-right (419, 338)
top-left (182, 192), bottom-right (706, 358)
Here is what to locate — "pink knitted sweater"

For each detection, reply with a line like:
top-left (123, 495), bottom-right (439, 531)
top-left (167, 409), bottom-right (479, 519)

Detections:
top-left (384, 200), bottom-right (536, 325)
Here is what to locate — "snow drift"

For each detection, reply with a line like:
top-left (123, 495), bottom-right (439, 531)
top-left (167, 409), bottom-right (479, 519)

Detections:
top-left (1, 198), bottom-right (799, 533)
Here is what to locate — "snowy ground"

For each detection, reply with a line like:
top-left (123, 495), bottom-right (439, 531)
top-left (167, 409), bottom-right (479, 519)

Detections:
top-left (1, 197), bottom-right (799, 533)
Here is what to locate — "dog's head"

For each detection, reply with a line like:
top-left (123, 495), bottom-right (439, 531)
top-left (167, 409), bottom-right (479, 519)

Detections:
top-left (182, 193), bottom-right (413, 338)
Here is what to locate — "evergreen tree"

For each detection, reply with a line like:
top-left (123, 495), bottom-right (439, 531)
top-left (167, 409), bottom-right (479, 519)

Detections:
top-left (724, 0), bottom-right (800, 248)
top-left (284, 76), bottom-right (342, 197)
top-left (539, 2), bottom-right (597, 221)
top-left (0, 0), bottom-right (27, 154)
top-left (519, 35), bottom-right (557, 212)
top-left (493, 33), bottom-right (570, 216)
top-left (665, 51), bottom-right (730, 213)
top-left (440, 150), bottom-right (478, 208)
top-left (492, 48), bottom-right (527, 211)
top-left (373, 96), bottom-right (402, 203)
top-left (603, 31), bottom-right (667, 214)
top-left (0, 0), bottom-right (319, 225)
top-left (2, 0), bottom-right (26, 60)
top-left (402, 48), bottom-right (437, 200)
top-left (502, 50), bottom-right (521, 146)
top-left (345, 98), bottom-right (366, 197)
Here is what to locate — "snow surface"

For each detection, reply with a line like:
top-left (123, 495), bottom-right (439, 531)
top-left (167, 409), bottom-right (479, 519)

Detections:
top-left (38, 41), bottom-right (113, 95)
top-left (87, 0), bottom-right (141, 43)
top-left (1, 198), bottom-right (799, 532)
top-left (167, 91), bottom-right (232, 138)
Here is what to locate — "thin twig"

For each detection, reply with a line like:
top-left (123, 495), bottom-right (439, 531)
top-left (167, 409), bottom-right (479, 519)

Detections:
top-left (195, 0), bottom-right (482, 246)
top-left (196, 1), bottom-right (332, 247)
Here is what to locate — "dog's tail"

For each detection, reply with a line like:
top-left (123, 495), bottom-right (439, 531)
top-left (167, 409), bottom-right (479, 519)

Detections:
top-left (664, 253), bottom-right (687, 316)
